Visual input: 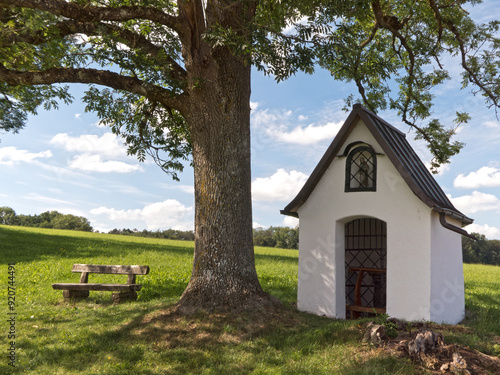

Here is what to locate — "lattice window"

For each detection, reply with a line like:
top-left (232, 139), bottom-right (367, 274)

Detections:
top-left (345, 218), bottom-right (387, 310)
top-left (345, 146), bottom-right (376, 192)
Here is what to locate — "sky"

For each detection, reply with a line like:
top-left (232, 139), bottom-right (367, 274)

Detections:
top-left (1, 2), bottom-right (500, 239)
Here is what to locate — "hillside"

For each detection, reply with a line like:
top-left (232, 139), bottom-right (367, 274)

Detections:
top-left (0, 225), bottom-right (499, 374)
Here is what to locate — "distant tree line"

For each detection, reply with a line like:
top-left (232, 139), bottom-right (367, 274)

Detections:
top-left (0, 206), bottom-right (93, 232)
top-left (107, 226), bottom-right (299, 249)
top-left (5, 206), bottom-right (498, 262)
top-left (108, 228), bottom-right (195, 241)
top-left (253, 226), bottom-right (299, 249)
top-left (462, 233), bottom-right (500, 266)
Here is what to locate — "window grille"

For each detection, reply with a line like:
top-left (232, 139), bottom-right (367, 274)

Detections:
top-left (345, 218), bottom-right (387, 312)
top-left (345, 146), bottom-right (376, 192)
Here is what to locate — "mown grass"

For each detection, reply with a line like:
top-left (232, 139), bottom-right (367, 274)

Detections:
top-left (0, 225), bottom-right (498, 374)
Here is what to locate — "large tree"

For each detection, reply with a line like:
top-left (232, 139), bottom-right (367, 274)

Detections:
top-left (0, 0), bottom-right (498, 312)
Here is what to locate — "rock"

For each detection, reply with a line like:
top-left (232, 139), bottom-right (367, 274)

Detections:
top-left (449, 352), bottom-right (470, 375)
top-left (362, 322), bottom-right (386, 345)
top-left (407, 329), bottom-right (444, 357)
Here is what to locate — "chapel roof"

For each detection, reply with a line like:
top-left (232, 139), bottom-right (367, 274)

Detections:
top-left (281, 104), bottom-right (473, 226)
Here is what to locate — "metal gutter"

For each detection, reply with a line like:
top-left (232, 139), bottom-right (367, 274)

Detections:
top-left (435, 207), bottom-right (476, 240)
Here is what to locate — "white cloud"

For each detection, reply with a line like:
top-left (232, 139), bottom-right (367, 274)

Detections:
top-left (50, 132), bottom-right (142, 173)
top-left (90, 199), bottom-right (193, 230)
top-left (450, 191), bottom-right (500, 214)
top-left (22, 193), bottom-right (76, 206)
top-left (425, 162), bottom-right (450, 176)
top-left (75, 113), bottom-right (82, 119)
top-left (267, 121), bottom-right (343, 145)
top-left (454, 166), bottom-right (500, 189)
top-left (251, 108), bottom-right (293, 128)
top-left (50, 133), bottom-right (126, 158)
top-left (250, 101), bottom-right (259, 110)
top-left (253, 222), bottom-right (267, 229)
top-left (252, 169), bottom-right (308, 202)
top-left (251, 106), bottom-right (343, 146)
top-left (69, 154), bottom-right (141, 173)
top-left (464, 223), bottom-right (500, 239)
top-left (0, 147), bottom-right (52, 165)
top-left (484, 120), bottom-right (499, 128)
top-left (283, 215), bottom-right (299, 228)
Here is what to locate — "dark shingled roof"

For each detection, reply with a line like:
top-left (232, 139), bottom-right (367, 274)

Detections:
top-left (281, 104), bottom-right (473, 226)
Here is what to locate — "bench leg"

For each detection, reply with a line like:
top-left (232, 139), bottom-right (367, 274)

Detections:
top-left (63, 290), bottom-right (89, 301)
top-left (112, 291), bottom-right (138, 303)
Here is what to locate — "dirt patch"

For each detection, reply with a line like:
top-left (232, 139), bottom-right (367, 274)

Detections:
top-left (363, 320), bottom-right (500, 374)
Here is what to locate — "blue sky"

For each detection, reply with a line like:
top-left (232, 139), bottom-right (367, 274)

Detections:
top-left (1, 2), bottom-right (500, 239)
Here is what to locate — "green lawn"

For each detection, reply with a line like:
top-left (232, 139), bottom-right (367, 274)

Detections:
top-left (0, 225), bottom-right (498, 374)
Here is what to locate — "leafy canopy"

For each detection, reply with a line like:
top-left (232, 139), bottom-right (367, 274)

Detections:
top-left (0, 0), bottom-right (499, 172)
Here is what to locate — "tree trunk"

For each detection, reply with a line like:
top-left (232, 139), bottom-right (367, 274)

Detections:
top-left (176, 44), bottom-right (276, 313)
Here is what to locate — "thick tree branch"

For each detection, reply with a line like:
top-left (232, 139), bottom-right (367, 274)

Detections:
top-left (0, 0), bottom-right (184, 33)
top-left (178, 0), bottom-right (207, 55)
top-left (1, 19), bottom-right (188, 83)
top-left (0, 63), bottom-right (188, 113)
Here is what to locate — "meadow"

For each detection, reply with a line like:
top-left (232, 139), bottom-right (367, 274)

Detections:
top-left (0, 225), bottom-right (499, 374)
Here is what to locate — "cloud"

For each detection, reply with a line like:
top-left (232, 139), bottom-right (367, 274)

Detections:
top-left (90, 199), bottom-right (193, 230)
top-left (69, 154), bottom-right (141, 173)
top-left (252, 169), bottom-right (308, 202)
top-left (425, 162), bottom-right (450, 176)
top-left (22, 193), bottom-right (76, 206)
top-left (0, 147), bottom-right (52, 165)
top-left (251, 106), bottom-right (343, 146)
top-left (450, 191), bottom-right (500, 214)
top-left (283, 215), bottom-right (299, 228)
top-left (251, 108), bottom-right (293, 128)
top-left (267, 121), bottom-right (343, 145)
top-left (253, 222), bottom-right (267, 229)
top-left (50, 132), bottom-right (141, 173)
top-left (464, 223), bottom-right (500, 239)
top-left (454, 166), bottom-right (500, 189)
top-left (50, 133), bottom-right (126, 158)
top-left (484, 120), bottom-right (499, 128)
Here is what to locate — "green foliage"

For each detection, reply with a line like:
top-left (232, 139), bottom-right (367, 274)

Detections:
top-left (83, 88), bottom-right (191, 180)
top-left (0, 226), bottom-right (498, 374)
top-left (1, 0), bottom-right (499, 173)
top-left (0, 207), bottom-right (92, 231)
top-left (253, 226), bottom-right (299, 249)
top-left (462, 233), bottom-right (500, 266)
top-left (108, 226), bottom-right (299, 249)
top-left (108, 227), bottom-right (195, 241)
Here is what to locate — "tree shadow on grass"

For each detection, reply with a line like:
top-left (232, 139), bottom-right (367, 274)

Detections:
top-left (13, 302), bottom-right (419, 375)
top-left (0, 225), bottom-right (194, 264)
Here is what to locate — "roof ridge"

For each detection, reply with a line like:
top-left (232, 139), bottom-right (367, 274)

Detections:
top-left (282, 105), bottom-right (473, 227)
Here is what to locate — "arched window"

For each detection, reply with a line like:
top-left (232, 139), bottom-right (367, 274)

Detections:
top-left (345, 145), bottom-right (376, 192)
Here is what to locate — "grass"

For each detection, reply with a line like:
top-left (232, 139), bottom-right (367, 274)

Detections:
top-left (0, 225), bottom-right (498, 374)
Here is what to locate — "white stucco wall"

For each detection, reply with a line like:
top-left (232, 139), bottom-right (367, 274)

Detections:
top-left (429, 213), bottom-right (465, 324)
top-left (296, 119), bottom-right (451, 322)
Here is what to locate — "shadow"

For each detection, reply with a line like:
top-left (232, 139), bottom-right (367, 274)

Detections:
top-left (0, 225), bottom-right (194, 265)
top-left (11, 302), bottom-right (417, 375)
top-left (254, 251), bottom-right (298, 265)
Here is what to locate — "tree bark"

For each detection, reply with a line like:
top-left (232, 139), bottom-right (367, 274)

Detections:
top-left (176, 41), bottom-right (275, 313)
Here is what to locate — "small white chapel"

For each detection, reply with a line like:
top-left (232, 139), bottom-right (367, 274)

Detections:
top-left (281, 104), bottom-right (474, 324)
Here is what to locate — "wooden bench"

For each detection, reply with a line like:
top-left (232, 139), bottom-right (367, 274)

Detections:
top-left (52, 264), bottom-right (150, 303)
top-left (346, 267), bottom-right (386, 319)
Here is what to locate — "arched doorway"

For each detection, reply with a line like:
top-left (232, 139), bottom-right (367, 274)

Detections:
top-left (345, 218), bottom-right (387, 318)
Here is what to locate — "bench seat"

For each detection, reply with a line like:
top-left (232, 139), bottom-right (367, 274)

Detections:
top-left (52, 264), bottom-right (149, 303)
top-left (52, 283), bottom-right (143, 292)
